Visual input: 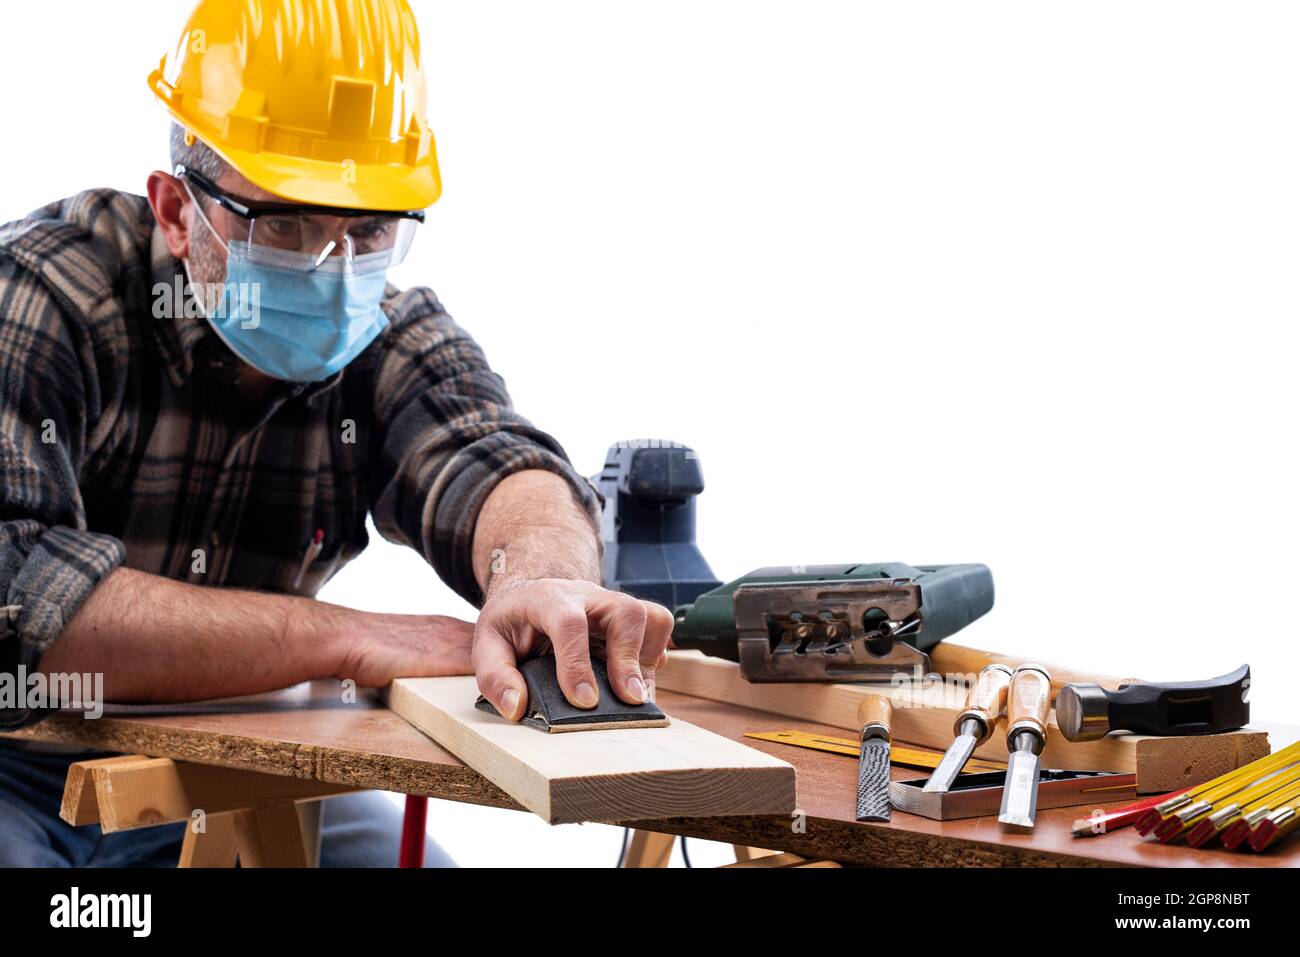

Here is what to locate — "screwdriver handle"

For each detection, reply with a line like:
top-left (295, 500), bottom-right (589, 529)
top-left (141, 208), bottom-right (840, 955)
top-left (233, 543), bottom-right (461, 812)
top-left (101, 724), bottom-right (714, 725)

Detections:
top-left (858, 694), bottom-right (892, 742)
top-left (1005, 664), bottom-right (1052, 748)
top-left (953, 663), bottom-right (1014, 741)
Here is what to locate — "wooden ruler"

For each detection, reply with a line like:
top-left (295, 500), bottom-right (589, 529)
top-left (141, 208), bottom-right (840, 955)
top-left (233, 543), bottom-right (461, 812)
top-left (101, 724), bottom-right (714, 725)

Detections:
top-left (745, 729), bottom-right (1006, 773)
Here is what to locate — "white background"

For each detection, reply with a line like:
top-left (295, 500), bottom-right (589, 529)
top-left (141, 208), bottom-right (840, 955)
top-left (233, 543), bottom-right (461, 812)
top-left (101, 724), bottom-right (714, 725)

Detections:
top-left (2, 1), bottom-right (1297, 866)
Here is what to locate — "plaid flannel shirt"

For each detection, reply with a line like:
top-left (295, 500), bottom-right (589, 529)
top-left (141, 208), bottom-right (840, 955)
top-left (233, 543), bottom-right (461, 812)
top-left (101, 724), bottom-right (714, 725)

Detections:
top-left (0, 188), bottom-right (599, 728)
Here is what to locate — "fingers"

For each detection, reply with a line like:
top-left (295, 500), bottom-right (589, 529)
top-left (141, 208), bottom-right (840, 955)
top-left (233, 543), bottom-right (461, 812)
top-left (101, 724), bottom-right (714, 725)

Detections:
top-left (471, 618), bottom-right (527, 721)
top-left (587, 593), bottom-right (672, 706)
top-left (590, 591), bottom-right (649, 705)
top-left (538, 597), bottom-right (601, 709)
top-left (639, 600), bottom-right (674, 701)
top-left (474, 582), bottom-right (678, 716)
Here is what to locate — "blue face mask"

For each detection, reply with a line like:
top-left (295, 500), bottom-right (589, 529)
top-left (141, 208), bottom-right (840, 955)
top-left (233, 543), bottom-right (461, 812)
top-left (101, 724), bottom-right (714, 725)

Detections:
top-left (186, 196), bottom-right (391, 383)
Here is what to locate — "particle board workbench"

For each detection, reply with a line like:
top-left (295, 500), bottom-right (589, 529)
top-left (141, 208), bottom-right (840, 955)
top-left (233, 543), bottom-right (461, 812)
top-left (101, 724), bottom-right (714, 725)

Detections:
top-left (4, 680), bottom-right (1297, 868)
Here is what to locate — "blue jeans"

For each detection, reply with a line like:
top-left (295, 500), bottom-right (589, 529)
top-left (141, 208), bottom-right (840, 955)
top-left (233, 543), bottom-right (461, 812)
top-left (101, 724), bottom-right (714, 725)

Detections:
top-left (0, 741), bottom-right (456, 867)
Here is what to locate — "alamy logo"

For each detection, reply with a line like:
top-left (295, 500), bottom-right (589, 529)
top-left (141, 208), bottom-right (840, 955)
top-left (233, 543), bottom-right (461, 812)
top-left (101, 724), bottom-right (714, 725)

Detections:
top-left (153, 275), bottom-right (262, 329)
top-left (49, 887), bottom-right (151, 937)
top-left (0, 666), bottom-right (103, 719)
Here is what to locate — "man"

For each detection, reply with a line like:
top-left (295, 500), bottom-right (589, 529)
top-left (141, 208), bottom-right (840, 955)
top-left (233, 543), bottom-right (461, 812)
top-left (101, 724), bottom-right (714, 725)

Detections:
top-left (0, 0), bottom-right (671, 866)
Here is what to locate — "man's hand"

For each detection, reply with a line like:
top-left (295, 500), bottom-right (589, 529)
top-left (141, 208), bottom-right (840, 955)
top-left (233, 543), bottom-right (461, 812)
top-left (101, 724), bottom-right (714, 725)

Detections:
top-left (334, 612), bottom-right (476, 687)
top-left (473, 578), bottom-right (674, 722)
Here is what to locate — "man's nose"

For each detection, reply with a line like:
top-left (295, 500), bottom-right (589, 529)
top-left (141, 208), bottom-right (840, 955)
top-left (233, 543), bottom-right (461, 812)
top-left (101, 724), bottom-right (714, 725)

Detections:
top-left (312, 219), bottom-right (353, 264)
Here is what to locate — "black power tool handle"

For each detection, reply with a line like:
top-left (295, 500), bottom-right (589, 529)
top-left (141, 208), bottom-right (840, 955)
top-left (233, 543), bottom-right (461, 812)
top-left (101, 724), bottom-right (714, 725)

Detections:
top-left (1107, 664), bottom-right (1251, 736)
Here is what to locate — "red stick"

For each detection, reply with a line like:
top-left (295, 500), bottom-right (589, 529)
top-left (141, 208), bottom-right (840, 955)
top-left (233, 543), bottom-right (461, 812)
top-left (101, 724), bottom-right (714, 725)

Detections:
top-left (1072, 785), bottom-right (1194, 838)
top-left (399, 794), bottom-right (429, 867)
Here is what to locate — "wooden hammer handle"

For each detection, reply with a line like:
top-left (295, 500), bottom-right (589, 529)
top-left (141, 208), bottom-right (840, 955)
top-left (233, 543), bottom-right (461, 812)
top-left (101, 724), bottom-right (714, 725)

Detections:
top-left (929, 642), bottom-right (1140, 700)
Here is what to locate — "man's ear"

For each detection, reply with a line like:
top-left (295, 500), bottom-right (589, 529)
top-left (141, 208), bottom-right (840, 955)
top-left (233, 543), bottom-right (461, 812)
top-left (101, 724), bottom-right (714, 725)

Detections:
top-left (147, 170), bottom-right (193, 260)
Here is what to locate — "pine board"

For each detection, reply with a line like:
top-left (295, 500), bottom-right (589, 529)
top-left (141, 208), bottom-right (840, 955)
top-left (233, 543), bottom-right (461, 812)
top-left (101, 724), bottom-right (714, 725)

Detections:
top-left (387, 676), bottom-right (796, 824)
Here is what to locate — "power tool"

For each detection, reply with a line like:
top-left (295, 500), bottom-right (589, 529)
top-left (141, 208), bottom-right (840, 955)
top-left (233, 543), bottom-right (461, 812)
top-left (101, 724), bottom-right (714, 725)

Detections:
top-left (593, 441), bottom-right (995, 683)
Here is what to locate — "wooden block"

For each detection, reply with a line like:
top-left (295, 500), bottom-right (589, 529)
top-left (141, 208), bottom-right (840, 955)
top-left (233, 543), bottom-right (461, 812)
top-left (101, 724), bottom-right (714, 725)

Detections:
top-left (388, 675), bottom-right (795, 824)
top-left (296, 800), bottom-right (323, 868)
top-left (723, 852), bottom-right (841, 868)
top-left (233, 804), bottom-right (309, 868)
top-left (179, 811), bottom-right (239, 868)
top-left (60, 755), bottom-right (157, 827)
top-left (732, 844), bottom-right (778, 862)
top-left (1133, 728), bottom-right (1272, 795)
top-left (623, 829), bottom-right (676, 868)
top-left (61, 756), bottom-right (357, 832)
top-left (657, 652), bottom-right (1270, 793)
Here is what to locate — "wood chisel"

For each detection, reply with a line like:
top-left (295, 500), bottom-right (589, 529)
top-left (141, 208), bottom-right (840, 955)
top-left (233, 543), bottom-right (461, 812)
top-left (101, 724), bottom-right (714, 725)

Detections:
top-left (743, 730), bottom-right (1006, 773)
top-left (855, 695), bottom-right (892, 822)
top-left (923, 663), bottom-right (1013, 793)
top-left (997, 664), bottom-right (1053, 828)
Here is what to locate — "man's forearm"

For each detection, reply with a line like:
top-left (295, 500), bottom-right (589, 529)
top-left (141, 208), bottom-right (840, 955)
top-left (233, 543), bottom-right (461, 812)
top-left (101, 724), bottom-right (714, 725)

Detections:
top-left (471, 469), bottom-right (601, 596)
top-left (37, 567), bottom-right (473, 703)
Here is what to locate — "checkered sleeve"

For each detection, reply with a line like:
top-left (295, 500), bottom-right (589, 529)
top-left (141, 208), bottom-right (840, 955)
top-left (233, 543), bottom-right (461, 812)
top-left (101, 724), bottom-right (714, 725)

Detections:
top-left (0, 256), bottom-right (126, 729)
top-left (369, 287), bottom-right (601, 608)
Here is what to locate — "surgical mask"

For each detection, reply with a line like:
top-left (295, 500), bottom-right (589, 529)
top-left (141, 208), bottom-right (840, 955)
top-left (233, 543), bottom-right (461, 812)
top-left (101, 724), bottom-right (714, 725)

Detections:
top-left (184, 188), bottom-right (391, 383)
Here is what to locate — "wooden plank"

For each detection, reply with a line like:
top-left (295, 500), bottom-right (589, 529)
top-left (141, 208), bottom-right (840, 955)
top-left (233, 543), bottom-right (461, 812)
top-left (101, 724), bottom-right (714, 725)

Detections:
top-left (11, 680), bottom-right (1298, 868)
top-left (4, 682), bottom-right (520, 812)
top-left (388, 675), bottom-right (795, 825)
top-left (62, 755), bottom-right (357, 832)
top-left (656, 652), bottom-right (1270, 793)
top-left (632, 695), bottom-right (1300, 868)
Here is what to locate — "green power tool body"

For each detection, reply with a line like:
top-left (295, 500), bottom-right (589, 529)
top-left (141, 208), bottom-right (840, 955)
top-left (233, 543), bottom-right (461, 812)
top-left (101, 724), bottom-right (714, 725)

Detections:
top-left (593, 443), bottom-right (994, 683)
top-left (672, 563), bottom-right (993, 682)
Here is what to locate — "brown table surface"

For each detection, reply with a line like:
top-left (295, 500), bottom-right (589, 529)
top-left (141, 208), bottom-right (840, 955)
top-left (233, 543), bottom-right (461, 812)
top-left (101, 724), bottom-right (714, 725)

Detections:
top-left (4, 681), bottom-right (1296, 867)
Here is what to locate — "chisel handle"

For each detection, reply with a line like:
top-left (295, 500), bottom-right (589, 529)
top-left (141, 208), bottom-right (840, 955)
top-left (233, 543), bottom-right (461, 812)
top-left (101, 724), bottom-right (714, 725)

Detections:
top-left (1005, 664), bottom-right (1052, 748)
top-left (858, 695), bottom-right (892, 741)
top-left (953, 663), bottom-right (1014, 741)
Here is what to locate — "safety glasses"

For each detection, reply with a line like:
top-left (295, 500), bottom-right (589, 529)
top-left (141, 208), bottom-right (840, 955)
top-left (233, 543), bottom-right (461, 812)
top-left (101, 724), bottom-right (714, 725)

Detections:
top-left (176, 165), bottom-right (423, 271)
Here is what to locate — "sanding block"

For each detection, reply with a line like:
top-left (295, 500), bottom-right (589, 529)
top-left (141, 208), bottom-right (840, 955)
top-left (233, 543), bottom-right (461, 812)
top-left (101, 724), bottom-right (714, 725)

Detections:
top-left (475, 655), bottom-right (669, 733)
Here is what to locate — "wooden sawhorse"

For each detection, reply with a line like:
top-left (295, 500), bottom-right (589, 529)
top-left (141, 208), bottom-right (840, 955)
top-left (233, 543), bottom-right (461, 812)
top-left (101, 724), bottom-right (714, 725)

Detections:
top-left (61, 755), bottom-right (357, 867)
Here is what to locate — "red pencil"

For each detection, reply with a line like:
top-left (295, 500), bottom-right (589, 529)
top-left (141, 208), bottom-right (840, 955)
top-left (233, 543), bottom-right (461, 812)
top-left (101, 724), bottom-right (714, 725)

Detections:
top-left (1072, 785), bottom-right (1195, 838)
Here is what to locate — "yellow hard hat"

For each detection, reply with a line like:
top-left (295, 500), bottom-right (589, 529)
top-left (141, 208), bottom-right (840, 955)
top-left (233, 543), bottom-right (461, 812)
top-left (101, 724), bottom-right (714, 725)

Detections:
top-left (148, 0), bottom-right (441, 211)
